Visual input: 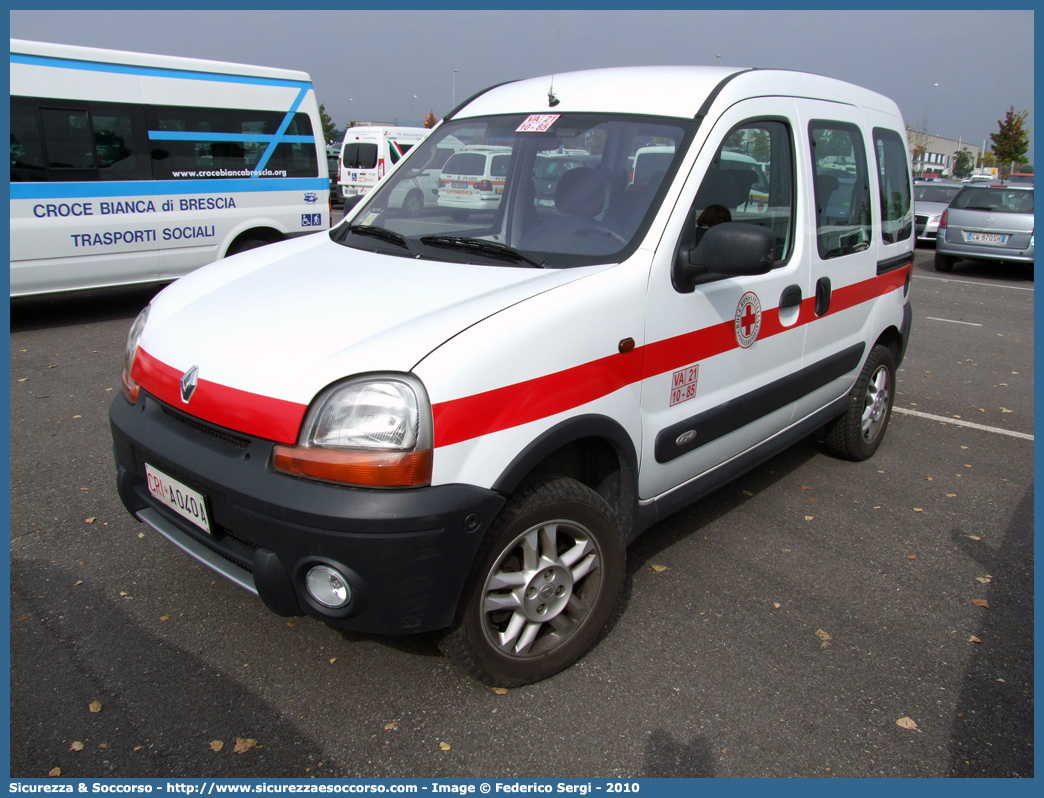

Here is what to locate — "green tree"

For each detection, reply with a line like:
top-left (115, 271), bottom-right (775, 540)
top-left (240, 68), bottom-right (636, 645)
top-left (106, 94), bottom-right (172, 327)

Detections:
top-left (751, 129), bottom-right (771, 162)
top-left (318, 103), bottom-right (337, 144)
top-left (990, 106), bottom-right (1030, 177)
top-left (952, 149), bottom-right (973, 178)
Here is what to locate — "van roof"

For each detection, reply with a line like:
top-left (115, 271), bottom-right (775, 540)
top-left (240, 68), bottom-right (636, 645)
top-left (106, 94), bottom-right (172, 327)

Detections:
top-left (11, 37), bottom-right (312, 83)
top-left (454, 66), bottom-right (901, 122)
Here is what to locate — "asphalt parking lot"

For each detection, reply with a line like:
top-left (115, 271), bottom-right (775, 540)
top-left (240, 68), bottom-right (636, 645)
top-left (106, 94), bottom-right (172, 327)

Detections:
top-left (8, 247), bottom-right (1033, 778)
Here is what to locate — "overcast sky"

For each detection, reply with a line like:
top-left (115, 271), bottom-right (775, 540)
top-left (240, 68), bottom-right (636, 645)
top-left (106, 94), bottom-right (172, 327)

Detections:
top-left (10, 9), bottom-right (1035, 162)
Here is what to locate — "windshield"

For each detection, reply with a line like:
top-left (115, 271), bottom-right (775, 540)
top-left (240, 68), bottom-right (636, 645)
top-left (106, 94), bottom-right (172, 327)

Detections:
top-left (954, 186), bottom-right (1033, 214)
top-left (914, 184), bottom-right (961, 203)
top-left (331, 113), bottom-right (694, 268)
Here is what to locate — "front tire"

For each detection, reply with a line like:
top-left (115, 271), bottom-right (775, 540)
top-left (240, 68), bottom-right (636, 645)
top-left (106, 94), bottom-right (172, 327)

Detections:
top-left (403, 189), bottom-right (424, 216)
top-left (825, 344), bottom-right (896, 461)
top-left (934, 252), bottom-right (955, 272)
top-left (439, 477), bottom-right (625, 686)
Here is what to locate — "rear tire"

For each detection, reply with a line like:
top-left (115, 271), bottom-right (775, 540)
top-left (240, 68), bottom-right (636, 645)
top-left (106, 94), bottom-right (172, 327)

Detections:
top-left (226, 237), bottom-right (270, 257)
top-left (824, 344), bottom-right (896, 461)
top-left (438, 476), bottom-right (625, 687)
top-left (934, 252), bottom-right (955, 272)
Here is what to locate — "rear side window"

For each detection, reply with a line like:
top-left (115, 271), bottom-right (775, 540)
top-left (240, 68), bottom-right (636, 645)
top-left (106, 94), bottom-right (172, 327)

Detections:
top-left (872, 127), bottom-right (912, 244)
top-left (810, 121), bottom-right (872, 259)
top-left (388, 142), bottom-right (413, 165)
top-left (343, 142), bottom-right (378, 169)
top-left (10, 102), bottom-right (46, 181)
top-left (490, 154), bottom-right (511, 177)
top-left (40, 108), bottom-right (95, 170)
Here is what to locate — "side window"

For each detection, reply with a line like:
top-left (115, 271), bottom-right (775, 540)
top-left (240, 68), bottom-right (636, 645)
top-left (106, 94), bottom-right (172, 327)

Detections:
top-left (90, 103), bottom-right (150, 181)
top-left (690, 119), bottom-right (795, 262)
top-left (10, 100), bottom-right (46, 182)
top-left (809, 121), bottom-right (872, 259)
top-left (873, 127), bottom-right (912, 244)
top-left (40, 107), bottom-right (96, 172)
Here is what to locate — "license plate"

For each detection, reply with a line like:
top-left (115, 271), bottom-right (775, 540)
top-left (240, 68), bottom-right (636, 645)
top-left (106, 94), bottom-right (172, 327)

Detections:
top-left (536, 198), bottom-right (555, 207)
top-left (344, 187), bottom-right (356, 196)
top-left (145, 463), bottom-right (211, 534)
top-left (452, 181), bottom-right (468, 188)
top-left (967, 232), bottom-right (1006, 244)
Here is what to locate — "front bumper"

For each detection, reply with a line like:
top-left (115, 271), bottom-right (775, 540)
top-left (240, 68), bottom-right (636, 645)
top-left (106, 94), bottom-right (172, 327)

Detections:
top-left (110, 392), bottom-right (505, 634)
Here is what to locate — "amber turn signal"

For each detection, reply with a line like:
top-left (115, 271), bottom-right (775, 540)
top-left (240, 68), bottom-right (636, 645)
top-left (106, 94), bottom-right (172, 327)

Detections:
top-left (272, 445), bottom-right (432, 488)
top-left (122, 368), bottom-right (140, 404)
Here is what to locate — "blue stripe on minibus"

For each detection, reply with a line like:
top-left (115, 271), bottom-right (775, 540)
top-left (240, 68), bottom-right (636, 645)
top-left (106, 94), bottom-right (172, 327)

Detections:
top-left (252, 88), bottom-right (310, 178)
top-left (10, 178), bottom-right (329, 200)
top-left (148, 132), bottom-right (316, 143)
top-left (10, 53), bottom-right (312, 90)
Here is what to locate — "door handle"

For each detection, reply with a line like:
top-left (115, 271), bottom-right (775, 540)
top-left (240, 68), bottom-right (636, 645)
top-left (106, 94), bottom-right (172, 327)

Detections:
top-left (779, 284), bottom-right (802, 309)
top-left (815, 277), bottom-right (832, 316)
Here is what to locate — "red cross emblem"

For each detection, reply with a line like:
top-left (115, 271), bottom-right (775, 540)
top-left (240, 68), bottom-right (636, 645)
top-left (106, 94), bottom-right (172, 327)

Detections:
top-left (734, 291), bottom-right (761, 348)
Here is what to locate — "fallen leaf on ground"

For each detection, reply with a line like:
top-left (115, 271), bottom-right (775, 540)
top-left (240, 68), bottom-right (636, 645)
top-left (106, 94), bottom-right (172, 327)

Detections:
top-left (913, 508), bottom-right (923, 513)
top-left (896, 717), bottom-right (921, 732)
top-left (159, 616), bottom-right (170, 622)
top-left (492, 688), bottom-right (508, 695)
top-left (969, 635), bottom-right (982, 644)
top-left (73, 415), bottom-right (82, 419)
top-left (1000, 408), bottom-right (1013, 414)
top-left (18, 614), bottom-right (30, 622)
top-left (805, 516), bottom-right (814, 521)
top-left (18, 378), bottom-right (27, 382)
top-left (74, 580), bottom-right (83, 586)
top-left (815, 629), bottom-right (831, 641)
top-left (741, 490), bottom-right (753, 497)
top-left (133, 746), bottom-right (143, 752)
top-left (965, 535), bottom-right (981, 541)
top-left (48, 768), bottom-right (61, 778)
top-left (907, 555), bottom-right (917, 559)
top-left (210, 740), bottom-right (223, 752)
top-left (384, 723), bottom-right (398, 730)
top-left (800, 485), bottom-right (813, 491)
top-left (70, 741), bottom-right (84, 752)
top-left (651, 564), bottom-right (667, 573)
top-left (946, 494), bottom-right (957, 498)
top-left (964, 464), bottom-right (972, 468)
top-left (98, 744), bottom-right (109, 749)
top-left (997, 679), bottom-right (1006, 683)
top-left (137, 532), bottom-right (144, 538)
top-left (85, 517), bottom-right (96, 523)
top-left (234, 738), bottom-right (257, 754)
top-left (439, 742), bottom-right (451, 751)
top-left (773, 603), bottom-right (781, 609)
top-left (976, 576), bottom-right (991, 584)
top-left (806, 497), bottom-right (817, 503)
top-left (972, 599), bottom-right (990, 608)
top-left (89, 700), bottom-right (102, 713)
top-left (329, 657), bottom-right (338, 664)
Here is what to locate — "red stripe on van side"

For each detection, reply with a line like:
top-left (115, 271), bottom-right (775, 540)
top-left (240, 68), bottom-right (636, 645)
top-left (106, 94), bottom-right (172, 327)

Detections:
top-left (132, 348), bottom-right (307, 444)
top-left (131, 267), bottom-right (909, 450)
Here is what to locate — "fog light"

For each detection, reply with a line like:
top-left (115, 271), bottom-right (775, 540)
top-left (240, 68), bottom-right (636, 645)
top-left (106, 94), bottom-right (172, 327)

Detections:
top-left (305, 565), bottom-right (351, 609)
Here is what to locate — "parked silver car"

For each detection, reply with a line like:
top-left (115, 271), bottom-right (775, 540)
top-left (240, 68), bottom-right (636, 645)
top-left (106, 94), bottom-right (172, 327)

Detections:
top-left (914, 182), bottom-right (962, 245)
top-left (935, 184), bottom-right (1034, 274)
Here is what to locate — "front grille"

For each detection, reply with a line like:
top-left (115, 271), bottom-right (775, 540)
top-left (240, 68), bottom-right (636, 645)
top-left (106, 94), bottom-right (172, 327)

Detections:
top-left (220, 525), bottom-right (260, 553)
top-left (160, 405), bottom-right (251, 449)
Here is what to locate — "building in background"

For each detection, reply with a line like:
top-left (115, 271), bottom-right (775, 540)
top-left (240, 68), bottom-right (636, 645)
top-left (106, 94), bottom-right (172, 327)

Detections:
top-left (910, 133), bottom-right (981, 178)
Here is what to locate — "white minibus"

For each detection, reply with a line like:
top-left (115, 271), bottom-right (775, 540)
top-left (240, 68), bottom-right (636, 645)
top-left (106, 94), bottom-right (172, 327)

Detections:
top-left (10, 38), bottom-right (329, 297)
top-left (337, 126), bottom-right (430, 202)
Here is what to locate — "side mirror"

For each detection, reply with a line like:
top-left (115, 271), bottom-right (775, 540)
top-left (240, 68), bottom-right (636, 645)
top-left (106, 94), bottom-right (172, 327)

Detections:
top-left (672, 222), bottom-right (777, 293)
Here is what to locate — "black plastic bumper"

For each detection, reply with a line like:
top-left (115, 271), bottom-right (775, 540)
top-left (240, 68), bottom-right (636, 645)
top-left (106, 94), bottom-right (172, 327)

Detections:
top-left (110, 392), bottom-right (505, 634)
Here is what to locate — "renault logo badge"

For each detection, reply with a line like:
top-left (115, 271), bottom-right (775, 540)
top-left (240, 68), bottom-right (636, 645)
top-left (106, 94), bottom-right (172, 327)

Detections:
top-left (180, 365), bottom-right (199, 403)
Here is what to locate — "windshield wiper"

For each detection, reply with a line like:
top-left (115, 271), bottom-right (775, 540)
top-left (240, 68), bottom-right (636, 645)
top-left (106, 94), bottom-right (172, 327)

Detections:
top-left (344, 224), bottom-right (417, 257)
top-left (419, 236), bottom-right (547, 268)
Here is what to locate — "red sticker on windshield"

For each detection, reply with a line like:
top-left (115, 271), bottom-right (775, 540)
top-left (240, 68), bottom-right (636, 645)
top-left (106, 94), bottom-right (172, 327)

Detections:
top-left (516, 114), bottom-right (561, 133)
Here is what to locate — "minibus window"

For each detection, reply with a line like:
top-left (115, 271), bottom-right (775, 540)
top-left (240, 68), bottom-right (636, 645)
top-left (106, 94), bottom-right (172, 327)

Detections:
top-left (93, 106), bottom-right (149, 180)
top-left (343, 143), bottom-right (378, 170)
top-left (10, 105), bottom-right (46, 181)
top-left (40, 108), bottom-right (95, 170)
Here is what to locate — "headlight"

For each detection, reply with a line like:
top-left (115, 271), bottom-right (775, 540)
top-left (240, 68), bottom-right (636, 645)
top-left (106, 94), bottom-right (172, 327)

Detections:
top-left (272, 374), bottom-right (433, 488)
top-left (121, 305), bottom-right (150, 403)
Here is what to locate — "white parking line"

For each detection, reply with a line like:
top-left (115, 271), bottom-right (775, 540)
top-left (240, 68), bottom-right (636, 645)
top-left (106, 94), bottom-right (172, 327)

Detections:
top-left (915, 275), bottom-right (1034, 292)
top-left (893, 406), bottom-right (1033, 440)
top-left (925, 317), bottom-right (983, 326)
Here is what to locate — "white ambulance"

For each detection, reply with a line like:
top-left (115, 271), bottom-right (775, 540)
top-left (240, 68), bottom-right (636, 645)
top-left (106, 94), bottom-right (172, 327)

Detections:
top-left (10, 39), bottom-right (329, 297)
top-left (111, 66), bottom-right (915, 686)
top-left (337, 126), bottom-right (430, 202)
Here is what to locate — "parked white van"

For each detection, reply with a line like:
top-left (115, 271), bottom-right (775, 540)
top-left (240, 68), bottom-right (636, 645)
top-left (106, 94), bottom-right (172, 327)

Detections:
top-left (435, 145), bottom-right (513, 220)
top-left (111, 66), bottom-right (914, 687)
top-left (337, 126), bottom-right (430, 202)
top-left (10, 38), bottom-right (329, 297)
